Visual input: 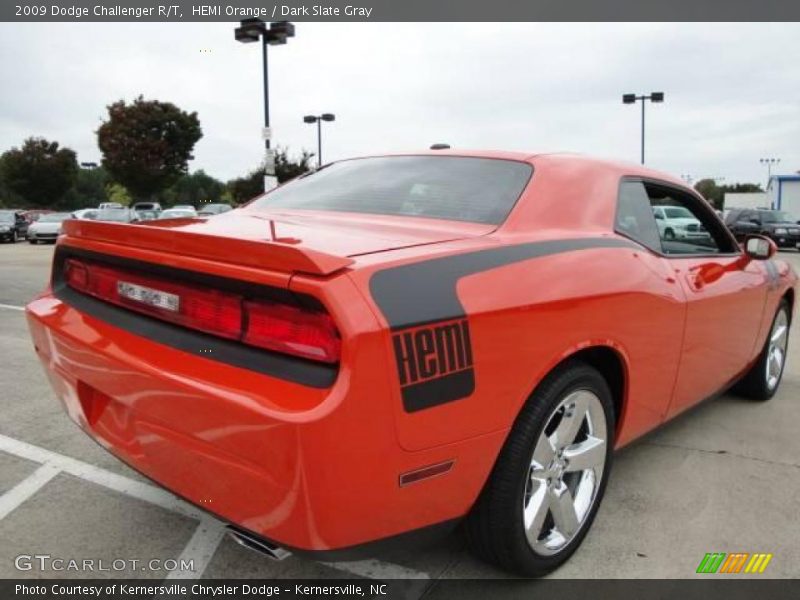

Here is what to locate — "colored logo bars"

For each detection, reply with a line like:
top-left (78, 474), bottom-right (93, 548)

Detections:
top-left (696, 552), bottom-right (773, 574)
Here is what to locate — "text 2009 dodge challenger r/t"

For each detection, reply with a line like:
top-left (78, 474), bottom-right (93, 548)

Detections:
top-left (26, 152), bottom-right (795, 575)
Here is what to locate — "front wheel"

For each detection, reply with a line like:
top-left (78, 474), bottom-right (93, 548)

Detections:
top-left (466, 361), bottom-right (614, 576)
top-left (733, 300), bottom-right (790, 401)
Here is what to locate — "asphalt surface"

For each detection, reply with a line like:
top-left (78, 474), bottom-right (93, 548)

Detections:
top-left (0, 240), bottom-right (798, 587)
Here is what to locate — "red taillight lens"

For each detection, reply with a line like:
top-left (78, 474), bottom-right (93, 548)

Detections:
top-left (243, 300), bottom-right (341, 364)
top-left (63, 258), bottom-right (341, 364)
top-left (64, 258), bottom-right (242, 339)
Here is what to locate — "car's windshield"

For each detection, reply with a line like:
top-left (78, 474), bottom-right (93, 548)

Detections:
top-left (760, 210), bottom-right (795, 223)
top-left (38, 213), bottom-right (70, 223)
top-left (663, 206), bottom-right (694, 219)
top-left (0, 212), bottom-right (14, 222)
top-left (250, 156), bottom-right (533, 225)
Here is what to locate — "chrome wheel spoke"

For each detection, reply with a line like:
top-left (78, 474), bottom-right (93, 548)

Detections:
top-left (549, 482), bottom-right (580, 538)
top-left (550, 391), bottom-right (590, 449)
top-left (563, 436), bottom-right (605, 473)
top-left (771, 325), bottom-right (787, 345)
top-left (523, 478), bottom-right (550, 545)
top-left (532, 432), bottom-right (555, 470)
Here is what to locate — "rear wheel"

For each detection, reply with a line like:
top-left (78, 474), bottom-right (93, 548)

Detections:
top-left (466, 361), bottom-right (614, 576)
top-left (733, 300), bottom-right (790, 401)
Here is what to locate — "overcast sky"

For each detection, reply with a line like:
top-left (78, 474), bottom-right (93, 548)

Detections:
top-left (1, 22), bottom-right (798, 186)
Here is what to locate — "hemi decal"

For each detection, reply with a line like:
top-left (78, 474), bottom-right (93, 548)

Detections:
top-left (370, 237), bottom-right (637, 412)
top-left (393, 318), bottom-right (474, 412)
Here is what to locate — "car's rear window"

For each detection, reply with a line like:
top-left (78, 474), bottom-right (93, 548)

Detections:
top-left (251, 156), bottom-right (533, 225)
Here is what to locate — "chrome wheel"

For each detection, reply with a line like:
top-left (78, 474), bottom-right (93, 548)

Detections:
top-left (766, 308), bottom-right (789, 391)
top-left (523, 389), bottom-right (607, 556)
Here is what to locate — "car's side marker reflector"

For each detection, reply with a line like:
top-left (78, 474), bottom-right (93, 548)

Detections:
top-left (399, 460), bottom-right (455, 487)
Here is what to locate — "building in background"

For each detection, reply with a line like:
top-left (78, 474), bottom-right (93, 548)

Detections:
top-left (767, 174), bottom-right (800, 215)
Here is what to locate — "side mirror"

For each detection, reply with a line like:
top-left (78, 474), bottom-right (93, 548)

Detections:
top-left (744, 235), bottom-right (777, 260)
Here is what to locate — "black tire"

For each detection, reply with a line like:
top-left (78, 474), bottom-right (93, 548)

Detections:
top-left (465, 361), bottom-right (615, 577)
top-left (732, 300), bottom-right (790, 401)
top-left (29, 239), bottom-right (37, 244)
top-left (664, 229), bottom-right (675, 240)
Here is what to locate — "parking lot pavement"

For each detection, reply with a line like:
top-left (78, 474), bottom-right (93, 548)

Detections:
top-left (0, 241), bottom-right (798, 585)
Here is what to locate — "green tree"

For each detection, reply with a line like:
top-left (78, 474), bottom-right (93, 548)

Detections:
top-left (97, 96), bottom-right (202, 202)
top-left (0, 138), bottom-right (79, 208)
top-left (106, 182), bottom-right (133, 206)
top-left (161, 169), bottom-right (224, 208)
top-left (694, 179), bottom-right (764, 210)
top-left (62, 166), bottom-right (112, 210)
top-left (226, 147), bottom-right (313, 205)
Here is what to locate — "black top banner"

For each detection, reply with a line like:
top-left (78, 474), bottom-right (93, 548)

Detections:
top-left (3, 0), bottom-right (800, 22)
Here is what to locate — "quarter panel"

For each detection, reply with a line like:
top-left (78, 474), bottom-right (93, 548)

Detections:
top-left (361, 240), bottom-right (686, 451)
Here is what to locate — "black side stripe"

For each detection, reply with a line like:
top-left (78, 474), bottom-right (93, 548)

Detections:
top-left (370, 237), bottom-right (636, 331)
top-left (369, 237), bottom-right (637, 412)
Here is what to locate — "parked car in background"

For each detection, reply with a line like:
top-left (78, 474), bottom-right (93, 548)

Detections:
top-left (26, 152), bottom-right (797, 577)
top-left (197, 203), bottom-right (232, 216)
top-left (131, 202), bottom-right (162, 213)
top-left (651, 205), bottom-right (711, 243)
top-left (72, 208), bottom-right (99, 220)
top-left (132, 210), bottom-right (160, 222)
top-left (98, 202), bottom-right (124, 210)
top-left (159, 208), bottom-right (197, 219)
top-left (27, 212), bottom-right (71, 244)
top-left (172, 204), bottom-right (195, 212)
top-left (20, 209), bottom-right (53, 223)
top-left (725, 208), bottom-right (800, 248)
top-left (94, 209), bottom-right (134, 223)
top-left (0, 210), bottom-right (29, 243)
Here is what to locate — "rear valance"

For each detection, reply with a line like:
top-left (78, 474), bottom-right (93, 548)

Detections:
top-left (61, 219), bottom-right (355, 276)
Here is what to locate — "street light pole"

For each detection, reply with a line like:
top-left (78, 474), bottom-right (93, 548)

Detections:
top-left (262, 39), bottom-right (270, 158)
top-left (303, 113), bottom-right (336, 168)
top-left (623, 92), bottom-right (665, 165)
top-left (234, 19), bottom-right (295, 191)
top-left (760, 158), bottom-right (781, 188)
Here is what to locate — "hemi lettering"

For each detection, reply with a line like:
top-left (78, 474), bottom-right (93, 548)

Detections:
top-left (393, 319), bottom-right (473, 386)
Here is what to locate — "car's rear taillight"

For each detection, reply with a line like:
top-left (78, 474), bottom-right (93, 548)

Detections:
top-left (244, 300), bottom-right (341, 364)
top-left (63, 258), bottom-right (340, 363)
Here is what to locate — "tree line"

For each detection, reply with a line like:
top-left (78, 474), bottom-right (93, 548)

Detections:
top-left (0, 96), bottom-right (313, 210)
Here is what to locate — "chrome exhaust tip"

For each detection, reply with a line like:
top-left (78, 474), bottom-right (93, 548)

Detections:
top-left (226, 526), bottom-right (291, 561)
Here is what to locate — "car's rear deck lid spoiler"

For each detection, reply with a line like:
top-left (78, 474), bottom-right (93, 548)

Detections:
top-left (61, 219), bottom-right (354, 276)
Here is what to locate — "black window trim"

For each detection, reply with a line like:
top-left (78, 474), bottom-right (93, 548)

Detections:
top-left (614, 176), bottom-right (742, 260)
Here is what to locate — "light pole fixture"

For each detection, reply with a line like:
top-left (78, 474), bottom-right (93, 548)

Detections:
top-left (235, 19), bottom-right (295, 190)
top-left (303, 113), bottom-right (335, 167)
top-left (760, 158), bottom-right (781, 187)
top-left (622, 92), bottom-right (664, 165)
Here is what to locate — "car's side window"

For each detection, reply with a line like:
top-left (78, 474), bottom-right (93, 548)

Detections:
top-left (614, 180), bottom-right (662, 251)
top-left (642, 182), bottom-right (738, 256)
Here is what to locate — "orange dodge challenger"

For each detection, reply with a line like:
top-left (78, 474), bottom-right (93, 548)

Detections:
top-left (26, 152), bottom-right (795, 576)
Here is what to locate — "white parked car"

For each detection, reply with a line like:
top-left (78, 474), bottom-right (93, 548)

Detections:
top-left (72, 208), bottom-right (99, 220)
top-left (652, 205), bottom-right (710, 241)
top-left (159, 208), bottom-right (197, 219)
top-left (98, 202), bottom-right (124, 210)
top-left (172, 204), bottom-right (195, 212)
top-left (27, 212), bottom-right (72, 244)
